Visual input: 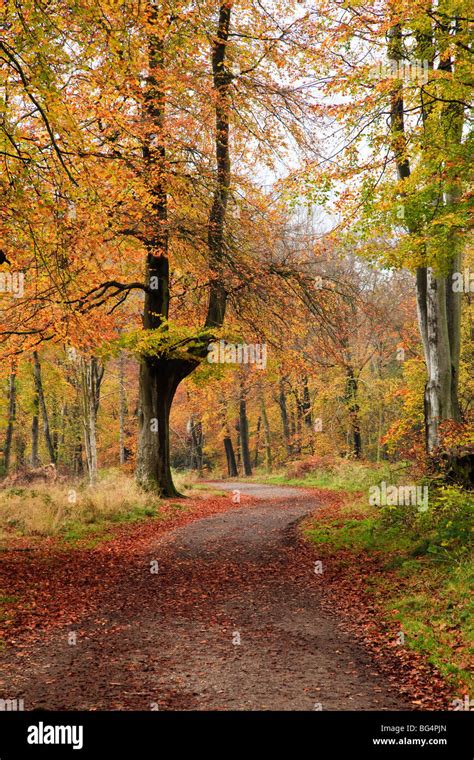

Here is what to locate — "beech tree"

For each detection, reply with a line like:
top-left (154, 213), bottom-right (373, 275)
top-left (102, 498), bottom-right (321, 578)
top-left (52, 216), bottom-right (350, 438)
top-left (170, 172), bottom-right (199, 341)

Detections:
top-left (298, 0), bottom-right (472, 453)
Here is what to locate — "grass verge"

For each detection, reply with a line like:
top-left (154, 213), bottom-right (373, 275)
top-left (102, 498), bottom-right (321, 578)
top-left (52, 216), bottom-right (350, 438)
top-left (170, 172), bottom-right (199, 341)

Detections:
top-left (0, 470), bottom-right (165, 543)
top-left (301, 467), bottom-right (473, 693)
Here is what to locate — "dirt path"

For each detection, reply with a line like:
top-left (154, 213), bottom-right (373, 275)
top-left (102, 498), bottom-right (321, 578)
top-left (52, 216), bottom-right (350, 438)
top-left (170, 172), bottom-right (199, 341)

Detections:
top-left (0, 483), bottom-right (410, 710)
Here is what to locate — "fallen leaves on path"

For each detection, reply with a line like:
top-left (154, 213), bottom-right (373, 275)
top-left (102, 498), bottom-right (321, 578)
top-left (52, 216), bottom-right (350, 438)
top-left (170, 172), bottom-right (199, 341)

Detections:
top-left (0, 488), bottom-right (458, 710)
top-left (0, 494), bottom-right (239, 645)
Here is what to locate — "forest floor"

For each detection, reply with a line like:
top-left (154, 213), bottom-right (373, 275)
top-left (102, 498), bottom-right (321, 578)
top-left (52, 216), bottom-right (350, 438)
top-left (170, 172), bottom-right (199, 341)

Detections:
top-left (0, 482), bottom-right (455, 710)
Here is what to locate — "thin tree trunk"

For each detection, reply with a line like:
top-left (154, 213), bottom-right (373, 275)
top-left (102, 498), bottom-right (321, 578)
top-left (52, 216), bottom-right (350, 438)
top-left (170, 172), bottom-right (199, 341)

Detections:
top-left (3, 370), bottom-right (16, 473)
top-left (15, 433), bottom-right (26, 470)
top-left (236, 424), bottom-right (241, 472)
top-left (253, 415), bottom-right (261, 469)
top-left (224, 435), bottom-right (238, 477)
top-left (220, 396), bottom-right (238, 477)
top-left (33, 351), bottom-right (56, 464)
top-left (30, 389), bottom-right (40, 467)
top-left (302, 376), bottom-right (312, 428)
top-left (260, 395), bottom-right (273, 473)
top-left (278, 377), bottom-right (292, 456)
top-left (51, 398), bottom-right (59, 463)
top-left (80, 356), bottom-right (104, 485)
top-left (239, 393), bottom-right (252, 477)
top-left (345, 366), bottom-right (362, 459)
top-left (188, 415), bottom-right (204, 473)
top-left (119, 351), bottom-right (127, 465)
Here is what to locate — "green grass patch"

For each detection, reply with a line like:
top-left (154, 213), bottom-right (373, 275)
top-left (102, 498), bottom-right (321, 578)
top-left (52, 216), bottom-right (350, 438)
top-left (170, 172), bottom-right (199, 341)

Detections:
top-left (0, 595), bottom-right (19, 604)
top-left (305, 516), bottom-right (416, 554)
top-left (252, 460), bottom-right (407, 492)
top-left (59, 503), bottom-right (163, 546)
top-left (387, 562), bottom-right (473, 688)
top-left (192, 484), bottom-right (228, 496)
top-left (303, 482), bottom-right (473, 692)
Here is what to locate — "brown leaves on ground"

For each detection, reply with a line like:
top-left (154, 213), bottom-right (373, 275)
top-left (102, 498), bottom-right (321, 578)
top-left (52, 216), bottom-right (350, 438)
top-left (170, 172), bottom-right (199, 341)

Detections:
top-left (0, 494), bottom-right (236, 646)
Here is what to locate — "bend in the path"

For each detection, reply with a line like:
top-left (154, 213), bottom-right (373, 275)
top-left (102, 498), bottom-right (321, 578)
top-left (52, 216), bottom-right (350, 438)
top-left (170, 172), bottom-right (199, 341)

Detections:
top-left (0, 481), bottom-right (410, 710)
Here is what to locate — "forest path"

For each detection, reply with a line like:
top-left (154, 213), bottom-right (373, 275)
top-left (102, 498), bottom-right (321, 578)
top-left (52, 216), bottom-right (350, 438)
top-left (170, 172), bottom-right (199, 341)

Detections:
top-left (0, 482), bottom-right (409, 710)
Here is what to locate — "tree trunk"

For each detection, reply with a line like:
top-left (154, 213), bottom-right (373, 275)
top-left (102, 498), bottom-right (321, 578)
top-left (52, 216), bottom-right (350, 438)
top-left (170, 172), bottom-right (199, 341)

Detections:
top-left (137, 357), bottom-right (194, 496)
top-left (220, 396), bottom-right (238, 477)
top-left (239, 394), bottom-right (252, 477)
top-left (236, 424), bottom-right (241, 472)
top-left (388, 21), bottom-right (463, 453)
top-left (253, 415), bottom-right (261, 468)
top-left (446, 246), bottom-right (462, 422)
top-left (224, 435), bottom-right (238, 477)
top-left (345, 367), bottom-right (362, 459)
top-left (33, 351), bottom-right (56, 464)
top-left (188, 414), bottom-right (204, 473)
top-left (278, 377), bottom-right (292, 456)
top-left (3, 370), bottom-right (16, 473)
top-left (73, 440), bottom-right (84, 476)
top-left (302, 376), bottom-right (312, 428)
top-left (119, 351), bottom-right (128, 465)
top-left (260, 395), bottom-right (273, 472)
top-left (136, 2), bottom-right (231, 496)
top-left (30, 389), bottom-right (40, 467)
top-left (15, 433), bottom-right (26, 470)
top-left (80, 356), bottom-right (104, 485)
top-left (51, 398), bottom-right (59, 462)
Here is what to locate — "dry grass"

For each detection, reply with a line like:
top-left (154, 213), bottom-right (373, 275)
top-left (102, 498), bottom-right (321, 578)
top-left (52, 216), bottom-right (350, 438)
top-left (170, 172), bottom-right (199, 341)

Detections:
top-left (173, 469), bottom-right (201, 493)
top-left (0, 470), bottom-right (162, 538)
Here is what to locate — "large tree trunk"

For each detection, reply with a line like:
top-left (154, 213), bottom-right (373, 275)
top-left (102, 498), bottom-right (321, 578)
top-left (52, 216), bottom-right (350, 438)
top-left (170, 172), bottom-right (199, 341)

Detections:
top-left (136, 2), bottom-right (231, 496)
top-left (137, 358), bottom-right (193, 495)
top-left (3, 369), bottom-right (16, 473)
top-left (33, 351), bottom-right (56, 464)
top-left (422, 271), bottom-right (453, 450)
top-left (388, 20), bottom-right (463, 453)
top-left (135, 10), bottom-right (184, 497)
top-left (446, 248), bottom-right (462, 422)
